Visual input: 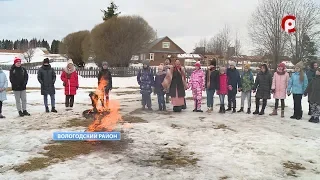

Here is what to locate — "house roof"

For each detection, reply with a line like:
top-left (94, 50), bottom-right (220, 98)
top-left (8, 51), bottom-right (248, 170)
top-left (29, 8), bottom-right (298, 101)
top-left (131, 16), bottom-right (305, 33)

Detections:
top-left (140, 36), bottom-right (185, 53)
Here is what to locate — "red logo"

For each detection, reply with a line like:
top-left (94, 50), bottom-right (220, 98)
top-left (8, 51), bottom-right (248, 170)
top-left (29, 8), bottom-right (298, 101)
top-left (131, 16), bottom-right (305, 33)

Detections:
top-left (281, 15), bottom-right (296, 33)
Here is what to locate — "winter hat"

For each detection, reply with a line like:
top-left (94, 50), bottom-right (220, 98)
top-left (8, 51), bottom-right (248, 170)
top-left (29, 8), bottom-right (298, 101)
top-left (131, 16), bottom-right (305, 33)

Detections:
top-left (43, 58), bottom-right (50, 64)
top-left (14, 57), bottom-right (21, 64)
top-left (244, 64), bottom-right (250, 69)
top-left (102, 61), bottom-right (108, 66)
top-left (67, 59), bottom-right (74, 65)
top-left (142, 60), bottom-right (149, 66)
top-left (295, 61), bottom-right (304, 69)
top-left (278, 63), bottom-right (286, 69)
top-left (194, 61), bottom-right (201, 67)
top-left (229, 61), bottom-right (236, 67)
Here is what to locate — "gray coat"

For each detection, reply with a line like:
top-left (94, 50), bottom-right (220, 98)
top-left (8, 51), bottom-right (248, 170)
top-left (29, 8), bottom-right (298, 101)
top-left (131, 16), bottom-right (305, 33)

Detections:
top-left (305, 75), bottom-right (320, 104)
top-left (254, 71), bottom-right (272, 99)
top-left (0, 68), bottom-right (8, 101)
top-left (37, 65), bottom-right (56, 95)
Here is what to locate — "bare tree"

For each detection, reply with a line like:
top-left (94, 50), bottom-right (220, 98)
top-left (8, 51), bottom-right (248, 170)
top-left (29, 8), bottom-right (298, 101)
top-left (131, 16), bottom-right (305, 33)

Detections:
top-left (23, 48), bottom-right (35, 63)
top-left (287, 0), bottom-right (320, 64)
top-left (91, 15), bottom-right (156, 67)
top-left (234, 32), bottom-right (241, 56)
top-left (248, 0), bottom-right (291, 69)
top-left (59, 30), bottom-right (90, 66)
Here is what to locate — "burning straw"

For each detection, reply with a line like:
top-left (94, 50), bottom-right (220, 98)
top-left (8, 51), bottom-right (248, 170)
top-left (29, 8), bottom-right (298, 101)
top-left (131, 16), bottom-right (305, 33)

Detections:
top-left (84, 78), bottom-right (122, 132)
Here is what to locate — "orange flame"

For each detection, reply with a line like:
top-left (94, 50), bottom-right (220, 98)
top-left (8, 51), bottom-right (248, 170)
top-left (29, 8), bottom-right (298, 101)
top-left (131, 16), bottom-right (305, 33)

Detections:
top-left (87, 78), bottom-right (122, 133)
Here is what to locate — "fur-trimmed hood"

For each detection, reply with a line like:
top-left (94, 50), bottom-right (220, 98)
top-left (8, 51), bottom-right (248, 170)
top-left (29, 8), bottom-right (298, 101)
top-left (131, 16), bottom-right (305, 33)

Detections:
top-left (63, 65), bottom-right (76, 74)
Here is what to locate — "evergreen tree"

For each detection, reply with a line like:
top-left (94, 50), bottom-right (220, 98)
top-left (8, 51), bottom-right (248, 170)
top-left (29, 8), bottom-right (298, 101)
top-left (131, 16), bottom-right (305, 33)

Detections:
top-left (13, 40), bottom-right (20, 50)
top-left (101, 1), bottom-right (121, 21)
top-left (50, 40), bottom-right (60, 54)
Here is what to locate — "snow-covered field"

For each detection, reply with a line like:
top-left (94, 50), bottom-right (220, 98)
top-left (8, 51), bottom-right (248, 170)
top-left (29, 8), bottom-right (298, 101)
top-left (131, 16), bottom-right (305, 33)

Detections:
top-left (0, 76), bottom-right (320, 179)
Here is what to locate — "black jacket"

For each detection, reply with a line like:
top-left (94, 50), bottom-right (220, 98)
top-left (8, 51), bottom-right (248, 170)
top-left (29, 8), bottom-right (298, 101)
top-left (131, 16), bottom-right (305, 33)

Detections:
top-left (97, 69), bottom-right (113, 91)
top-left (37, 64), bottom-right (56, 95)
top-left (9, 65), bottom-right (28, 91)
top-left (254, 71), bottom-right (272, 99)
top-left (205, 69), bottom-right (220, 90)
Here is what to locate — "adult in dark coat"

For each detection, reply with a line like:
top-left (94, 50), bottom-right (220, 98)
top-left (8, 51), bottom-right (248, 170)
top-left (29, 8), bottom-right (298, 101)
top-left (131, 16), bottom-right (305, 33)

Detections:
top-left (304, 67), bottom-right (320, 123)
top-left (97, 61), bottom-right (113, 108)
top-left (306, 61), bottom-right (318, 115)
top-left (205, 59), bottom-right (220, 112)
top-left (226, 61), bottom-right (241, 112)
top-left (37, 58), bottom-right (57, 112)
top-left (10, 57), bottom-right (30, 117)
top-left (252, 64), bottom-right (272, 115)
top-left (162, 59), bottom-right (187, 112)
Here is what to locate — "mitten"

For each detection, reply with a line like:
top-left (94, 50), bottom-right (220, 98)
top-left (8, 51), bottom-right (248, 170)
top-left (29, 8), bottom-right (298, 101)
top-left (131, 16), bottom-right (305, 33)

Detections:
top-left (271, 89), bottom-right (275, 94)
top-left (303, 92), bottom-right (308, 96)
top-left (238, 88), bottom-right (242, 92)
top-left (63, 82), bottom-right (65, 86)
top-left (252, 89), bottom-right (256, 93)
top-left (287, 91), bottom-right (291, 96)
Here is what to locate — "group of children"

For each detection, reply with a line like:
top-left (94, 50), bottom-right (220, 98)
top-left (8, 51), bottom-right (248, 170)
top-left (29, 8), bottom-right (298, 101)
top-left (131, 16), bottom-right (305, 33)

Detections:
top-left (142, 58), bottom-right (320, 124)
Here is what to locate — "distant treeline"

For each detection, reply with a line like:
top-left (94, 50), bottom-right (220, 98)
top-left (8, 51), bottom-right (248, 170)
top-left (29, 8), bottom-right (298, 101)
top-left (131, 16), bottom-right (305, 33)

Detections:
top-left (0, 38), bottom-right (61, 54)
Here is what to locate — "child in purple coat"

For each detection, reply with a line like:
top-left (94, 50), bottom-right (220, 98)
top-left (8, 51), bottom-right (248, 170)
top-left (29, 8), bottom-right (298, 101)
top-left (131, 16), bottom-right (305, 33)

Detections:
top-left (154, 64), bottom-right (167, 111)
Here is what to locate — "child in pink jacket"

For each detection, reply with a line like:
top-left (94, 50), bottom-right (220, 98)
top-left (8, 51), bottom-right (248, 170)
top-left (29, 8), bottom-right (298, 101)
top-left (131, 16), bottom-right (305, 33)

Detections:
top-left (270, 63), bottom-right (290, 117)
top-left (217, 66), bottom-right (228, 113)
top-left (188, 62), bottom-right (205, 112)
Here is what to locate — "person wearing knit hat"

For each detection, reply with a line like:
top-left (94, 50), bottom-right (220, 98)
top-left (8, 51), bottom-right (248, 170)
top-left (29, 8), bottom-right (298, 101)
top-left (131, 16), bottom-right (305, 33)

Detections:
top-left (137, 60), bottom-right (154, 110)
top-left (154, 64), bottom-right (167, 111)
top-left (10, 57), bottom-right (30, 116)
top-left (287, 61), bottom-right (308, 120)
top-left (269, 62), bottom-right (290, 117)
top-left (97, 61), bottom-right (113, 108)
top-left (205, 59), bottom-right (219, 112)
top-left (237, 63), bottom-right (254, 114)
top-left (61, 59), bottom-right (79, 110)
top-left (37, 58), bottom-right (57, 113)
top-left (188, 61), bottom-right (205, 112)
top-left (306, 61), bottom-right (318, 115)
top-left (226, 61), bottom-right (241, 112)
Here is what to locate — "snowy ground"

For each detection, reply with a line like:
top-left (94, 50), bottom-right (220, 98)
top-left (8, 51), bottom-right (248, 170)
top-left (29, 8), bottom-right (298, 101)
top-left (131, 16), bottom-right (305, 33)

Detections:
top-left (0, 77), bottom-right (320, 180)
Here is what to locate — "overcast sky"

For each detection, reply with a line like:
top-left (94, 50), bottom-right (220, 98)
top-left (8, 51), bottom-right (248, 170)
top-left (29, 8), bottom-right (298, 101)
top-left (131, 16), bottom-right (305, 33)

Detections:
top-left (0, 0), bottom-right (262, 54)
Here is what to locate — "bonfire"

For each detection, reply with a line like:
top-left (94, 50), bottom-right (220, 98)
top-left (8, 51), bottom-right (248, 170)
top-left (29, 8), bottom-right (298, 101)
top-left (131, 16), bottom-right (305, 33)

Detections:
top-left (83, 78), bottom-right (122, 132)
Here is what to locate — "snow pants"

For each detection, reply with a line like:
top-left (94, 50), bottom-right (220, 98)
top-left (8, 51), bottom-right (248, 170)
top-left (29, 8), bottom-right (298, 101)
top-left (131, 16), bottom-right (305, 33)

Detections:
top-left (192, 87), bottom-right (203, 110)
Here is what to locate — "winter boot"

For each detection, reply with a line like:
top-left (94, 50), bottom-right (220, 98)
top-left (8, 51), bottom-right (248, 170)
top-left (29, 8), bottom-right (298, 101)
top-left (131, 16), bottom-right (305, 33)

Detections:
top-left (259, 108), bottom-right (265, 115)
top-left (232, 108), bottom-right (236, 113)
top-left (253, 109), bottom-right (259, 115)
top-left (51, 107), bottom-right (57, 113)
top-left (281, 110), bottom-right (284, 118)
top-left (0, 114), bottom-right (5, 118)
top-left (218, 106), bottom-right (222, 113)
top-left (162, 104), bottom-right (166, 111)
top-left (222, 106), bottom-right (226, 113)
top-left (206, 107), bottom-right (212, 113)
top-left (237, 107), bottom-right (244, 113)
top-left (226, 104), bottom-right (232, 111)
top-left (159, 104), bottom-right (163, 111)
top-left (147, 107), bottom-right (153, 111)
top-left (196, 109), bottom-right (203, 112)
top-left (45, 106), bottom-right (50, 113)
top-left (308, 116), bottom-right (315, 122)
top-left (247, 108), bottom-right (251, 114)
top-left (19, 111), bottom-right (24, 117)
top-left (269, 109), bottom-right (277, 116)
top-left (23, 110), bottom-right (30, 116)
top-left (296, 110), bottom-right (302, 120)
top-left (313, 117), bottom-right (319, 123)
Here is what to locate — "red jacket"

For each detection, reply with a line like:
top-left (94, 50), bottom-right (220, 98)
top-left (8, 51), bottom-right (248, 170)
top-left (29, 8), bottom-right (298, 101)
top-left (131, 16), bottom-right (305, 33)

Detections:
top-left (61, 67), bottom-right (79, 95)
top-left (217, 73), bottom-right (228, 95)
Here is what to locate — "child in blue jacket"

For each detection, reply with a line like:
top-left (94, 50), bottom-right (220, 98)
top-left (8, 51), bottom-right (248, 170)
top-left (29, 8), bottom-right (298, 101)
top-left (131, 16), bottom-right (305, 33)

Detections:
top-left (154, 64), bottom-right (166, 111)
top-left (287, 62), bottom-right (308, 120)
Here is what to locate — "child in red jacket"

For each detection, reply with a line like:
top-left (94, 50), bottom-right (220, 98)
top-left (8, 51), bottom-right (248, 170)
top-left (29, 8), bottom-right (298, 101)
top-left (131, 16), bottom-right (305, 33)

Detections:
top-left (217, 66), bottom-right (228, 113)
top-left (61, 59), bottom-right (79, 109)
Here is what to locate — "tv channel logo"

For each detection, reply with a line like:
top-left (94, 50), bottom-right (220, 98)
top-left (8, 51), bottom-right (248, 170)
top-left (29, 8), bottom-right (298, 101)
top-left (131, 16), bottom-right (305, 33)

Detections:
top-left (281, 15), bottom-right (296, 33)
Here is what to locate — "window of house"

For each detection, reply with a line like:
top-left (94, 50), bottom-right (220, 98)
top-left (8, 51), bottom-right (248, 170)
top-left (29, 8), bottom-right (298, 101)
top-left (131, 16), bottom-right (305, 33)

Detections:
top-left (149, 53), bottom-right (154, 61)
top-left (162, 42), bottom-right (170, 48)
